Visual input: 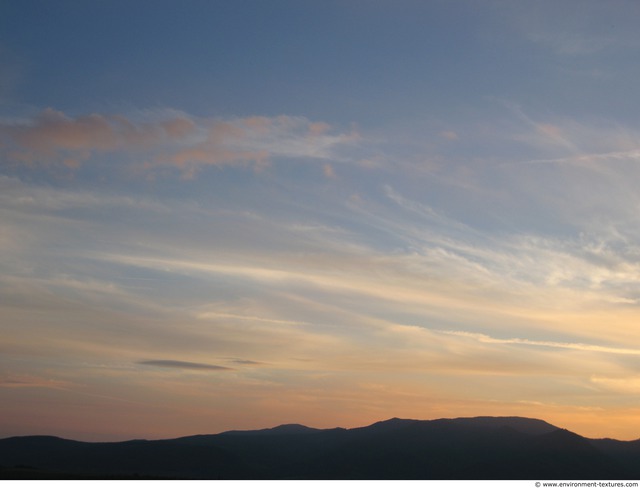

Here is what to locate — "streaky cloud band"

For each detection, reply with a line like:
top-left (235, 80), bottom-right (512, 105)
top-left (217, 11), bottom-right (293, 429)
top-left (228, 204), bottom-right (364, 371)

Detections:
top-left (435, 329), bottom-right (640, 356)
top-left (138, 359), bottom-right (233, 371)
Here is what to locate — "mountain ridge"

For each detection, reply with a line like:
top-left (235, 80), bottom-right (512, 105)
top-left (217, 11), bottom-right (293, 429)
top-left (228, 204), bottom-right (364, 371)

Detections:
top-left (1, 416), bottom-right (639, 479)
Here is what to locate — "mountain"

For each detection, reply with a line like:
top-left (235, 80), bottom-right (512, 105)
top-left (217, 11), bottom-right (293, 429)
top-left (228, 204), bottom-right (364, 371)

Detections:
top-left (590, 437), bottom-right (640, 475)
top-left (0, 416), bottom-right (637, 479)
top-left (218, 423), bottom-right (321, 436)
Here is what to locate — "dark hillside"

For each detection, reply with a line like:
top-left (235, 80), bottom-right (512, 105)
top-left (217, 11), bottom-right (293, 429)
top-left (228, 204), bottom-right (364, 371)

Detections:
top-left (1, 416), bottom-right (636, 479)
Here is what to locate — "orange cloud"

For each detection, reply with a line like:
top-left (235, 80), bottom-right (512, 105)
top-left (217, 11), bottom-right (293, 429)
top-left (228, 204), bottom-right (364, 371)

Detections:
top-left (155, 115), bottom-right (357, 176)
top-left (323, 163), bottom-right (337, 179)
top-left (0, 109), bottom-right (355, 175)
top-left (165, 119), bottom-right (269, 172)
top-left (0, 108), bottom-right (198, 167)
top-left (161, 117), bottom-right (197, 139)
top-left (309, 122), bottom-right (331, 136)
top-left (17, 109), bottom-right (117, 151)
top-left (0, 374), bottom-right (75, 390)
top-left (169, 147), bottom-right (269, 169)
top-left (439, 130), bottom-right (459, 141)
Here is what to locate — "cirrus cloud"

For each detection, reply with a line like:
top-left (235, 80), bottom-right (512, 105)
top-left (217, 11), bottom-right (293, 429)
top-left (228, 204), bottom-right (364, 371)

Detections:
top-left (137, 360), bottom-right (233, 371)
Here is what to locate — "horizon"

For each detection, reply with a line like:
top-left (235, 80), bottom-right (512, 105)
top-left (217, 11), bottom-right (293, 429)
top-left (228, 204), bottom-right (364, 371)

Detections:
top-left (0, 415), bottom-right (621, 443)
top-left (4, 1), bottom-right (640, 444)
top-left (0, 414), bottom-right (634, 444)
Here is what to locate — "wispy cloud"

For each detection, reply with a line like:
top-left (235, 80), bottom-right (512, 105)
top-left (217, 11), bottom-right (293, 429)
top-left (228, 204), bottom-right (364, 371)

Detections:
top-left (0, 109), bottom-right (359, 177)
top-left (4, 106), bottom-right (640, 443)
top-left (507, 112), bottom-right (640, 167)
top-left (435, 329), bottom-right (640, 356)
top-left (228, 359), bottom-right (264, 365)
top-left (137, 360), bottom-right (233, 371)
top-left (590, 375), bottom-right (640, 395)
top-left (0, 375), bottom-right (75, 390)
top-left (514, 149), bottom-right (640, 168)
top-left (196, 311), bottom-right (311, 327)
top-left (506, 1), bottom-right (640, 56)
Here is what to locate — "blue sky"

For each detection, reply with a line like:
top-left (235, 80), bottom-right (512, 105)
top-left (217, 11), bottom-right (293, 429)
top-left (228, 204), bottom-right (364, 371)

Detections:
top-left (3, 1), bottom-right (640, 441)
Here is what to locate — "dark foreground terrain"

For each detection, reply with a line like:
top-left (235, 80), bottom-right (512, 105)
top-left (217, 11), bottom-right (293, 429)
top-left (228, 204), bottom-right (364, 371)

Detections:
top-left (2, 416), bottom-right (639, 479)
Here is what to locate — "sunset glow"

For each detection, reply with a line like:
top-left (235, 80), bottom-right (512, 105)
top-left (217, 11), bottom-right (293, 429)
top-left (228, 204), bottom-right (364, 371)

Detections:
top-left (3, 1), bottom-right (640, 442)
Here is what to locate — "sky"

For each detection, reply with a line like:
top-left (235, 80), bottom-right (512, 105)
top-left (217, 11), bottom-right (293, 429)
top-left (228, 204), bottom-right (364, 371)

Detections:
top-left (2, 0), bottom-right (640, 442)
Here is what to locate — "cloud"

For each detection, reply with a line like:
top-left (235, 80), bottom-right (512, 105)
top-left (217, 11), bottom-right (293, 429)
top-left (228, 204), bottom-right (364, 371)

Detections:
top-left (322, 163), bottom-right (337, 179)
top-left (383, 185), bottom-right (625, 289)
top-left (0, 374), bottom-right (75, 390)
top-left (436, 329), bottom-right (640, 356)
top-left (505, 1), bottom-right (640, 56)
top-left (0, 108), bottom-right (196, 167)
top-left (6, 168), bottom-right (640, 367)
top-left (6, 109), bottom-right (640, 441)
top-left (137, 360), bottom-right (233, 371)
top-left (0, 175), bottom-right (170, 219)
top-left (508, 112), bottom-right (640, 164)
top-left (515, 149), bottom-right (640, 168)
top-left (0, 109), bottom-right (358, 176)
top-left (229, 359), bottom-right (264, 365)
top-left (196, 311), bottom-right (311, 327)
top-left (590, 375), bottom-right (640, 395)
top-left (164, 115), bottom-right (358, 175)
top-left (439, 131), bottom-right (458, 141)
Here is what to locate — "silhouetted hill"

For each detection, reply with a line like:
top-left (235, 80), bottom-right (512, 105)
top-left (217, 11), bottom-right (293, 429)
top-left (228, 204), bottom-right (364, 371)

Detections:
top-left (219, 423), bottom-right (321, 436)
top-left (448, 416), bottom-right (558, 435)
top-left (590, 437), bottom-right (640, 475)
top-left (1, 416), bottom-right (637, 479)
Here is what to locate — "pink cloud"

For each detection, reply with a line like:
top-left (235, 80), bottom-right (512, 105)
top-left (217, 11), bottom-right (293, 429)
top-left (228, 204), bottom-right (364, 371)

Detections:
top-left (161, 117), bottom-right (197, 139)
top-left (439, 130), bottom-right (459, 141)
top-left (156, 115), bottom-right (356, 175)
top-left (0, 108), bottom-right (358, 176)
top-left (309, 122), bottom-right (331, 136)
top-left (323, 163), bottom-right (337, 179)
top-left (17, 109), bottom-right (117, 152)
top-left (0, 374), bottom-right (75, 390)
top-left (169, 147), bottom-right (269, 169)
top-left (1, 108), bottom-right (197, 167)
